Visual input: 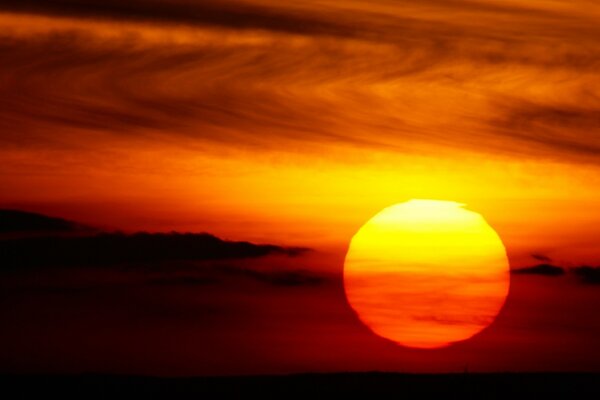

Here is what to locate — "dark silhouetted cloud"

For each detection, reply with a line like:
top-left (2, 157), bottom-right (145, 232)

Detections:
top-left (0, 231), bottom-right (307, 270)
top-left (512, 264), bottom-right (565, 276)
top-left (531, 253), bottom-right (552, 263)
top-left (572, 266), bottom-right (600, 285)
top-left (0, 210), bottom-right (322, 295)
top-left (0, 209), bottom-right (85, 234)
top-left (513, 262), bottom-right (600, 286)
top-left (0, 210), bottom-right (308, 270)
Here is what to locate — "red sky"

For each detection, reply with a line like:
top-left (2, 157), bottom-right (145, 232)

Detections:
top-left (1, 0), bottom-right (600, 375)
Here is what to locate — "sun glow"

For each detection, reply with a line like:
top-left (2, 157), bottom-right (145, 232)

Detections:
top-left (343, 199), bottom-right (510, 349)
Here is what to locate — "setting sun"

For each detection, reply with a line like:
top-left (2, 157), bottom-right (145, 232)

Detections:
top-left (344, 200), bottom-right (510, 348)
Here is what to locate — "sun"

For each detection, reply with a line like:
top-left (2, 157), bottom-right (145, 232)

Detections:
top-left (343, 199), bottom-right (510, 349)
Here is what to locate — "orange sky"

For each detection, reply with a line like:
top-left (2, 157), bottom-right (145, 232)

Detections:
top-left (2, 1), bottom-right (600, 269)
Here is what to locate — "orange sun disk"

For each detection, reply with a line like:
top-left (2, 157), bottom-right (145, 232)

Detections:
top-left (343, 199), bottom-right (510, 349)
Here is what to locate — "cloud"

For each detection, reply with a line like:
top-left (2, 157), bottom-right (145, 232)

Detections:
top-left (0, 209), bottom-right (308, 271)
top-left (0, 0), bottom-right (595, 44)
top-left (0, 0), bottom-right (356, 38)
top-left (511, 264), bottom-right (565, 276)
top-left (2, 0), bottom-right (600, 164)
top-left (531, 253), bottom-right (552, 263)
top-left (513, 262), bottom-right (600, 285)
top-left (493, 101), bottom-right (600, 161)
top-left (0, 231), bottom-right (307, 270)
top-left (0, 209), bottom-right (322, 294)
top-left (0, 209), bottom-right (88, 235)
top-left (571, 266), bottom-right (600, 285)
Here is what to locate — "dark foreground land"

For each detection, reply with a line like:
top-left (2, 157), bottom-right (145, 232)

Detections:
top-left (1, 373), bottom-right (598, 398)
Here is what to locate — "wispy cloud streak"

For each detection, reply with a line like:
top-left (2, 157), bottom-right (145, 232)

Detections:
top-left (1, 1), bottom-right (600, 163)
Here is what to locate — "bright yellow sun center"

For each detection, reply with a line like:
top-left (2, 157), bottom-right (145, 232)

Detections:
top-left (343, 199), bottom-right (510, 349)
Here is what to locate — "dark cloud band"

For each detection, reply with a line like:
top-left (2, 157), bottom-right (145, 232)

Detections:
top-left (0, 210), bottom-right (308, 270)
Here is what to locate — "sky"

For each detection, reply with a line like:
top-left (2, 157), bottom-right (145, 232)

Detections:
top-left (1, 0), bottom-right (600, 375)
